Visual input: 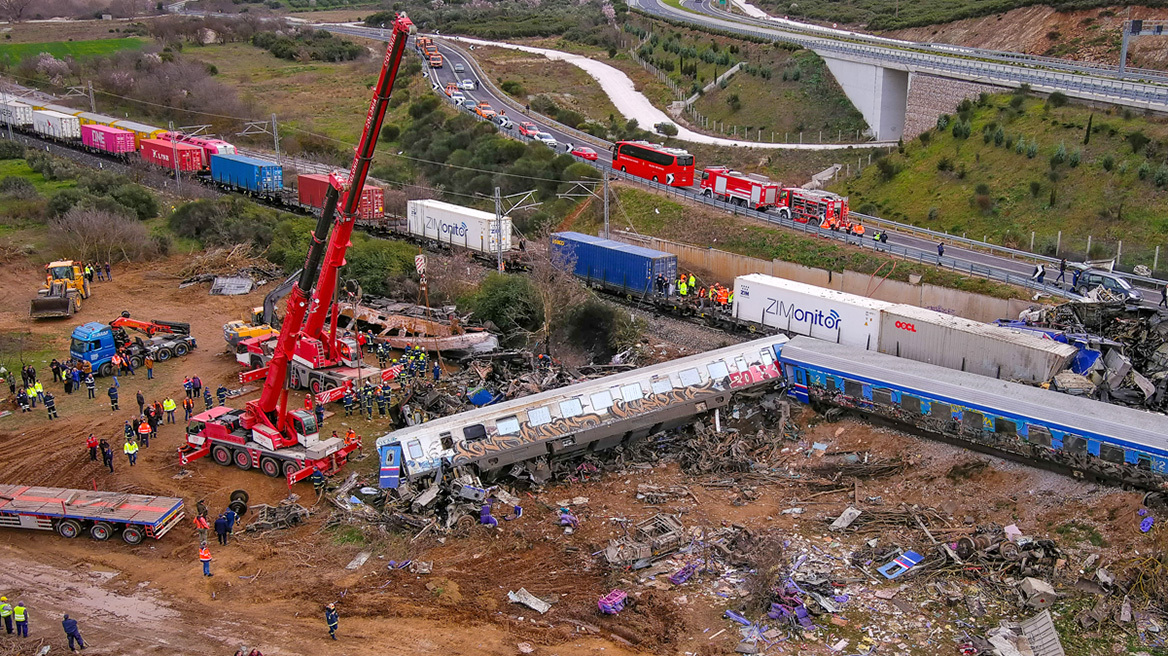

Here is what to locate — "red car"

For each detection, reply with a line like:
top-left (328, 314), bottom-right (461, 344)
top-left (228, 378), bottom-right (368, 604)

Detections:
top-left (518, 122), bottom-right (539, 137)
top-left (571, 145), bottom-right (598, 161)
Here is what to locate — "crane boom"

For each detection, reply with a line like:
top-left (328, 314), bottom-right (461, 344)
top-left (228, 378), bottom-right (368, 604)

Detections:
top-left (255, 13), bottom-right (415, 420)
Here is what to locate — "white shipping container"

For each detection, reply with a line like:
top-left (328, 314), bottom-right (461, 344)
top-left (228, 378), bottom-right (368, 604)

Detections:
top-left (0, 100), bottom-right (33, 126)
top-left (732, 273), bottom-right (892, 349)
top-left (877, 305), bottom-right (1077, 384)
top-left (406, 199), bottom-right (512, 255)
top-left (32, 109), bottom-right (81, 140)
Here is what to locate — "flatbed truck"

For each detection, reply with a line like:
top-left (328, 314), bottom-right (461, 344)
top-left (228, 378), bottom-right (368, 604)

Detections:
top-left (0, 484), bottom-right (185, 544)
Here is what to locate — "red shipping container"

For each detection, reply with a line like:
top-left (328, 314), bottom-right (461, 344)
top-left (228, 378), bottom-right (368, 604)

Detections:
top-left (140, 138), bottom-right (203, 172)
top-left (81, 124), bottom-right (136, 155)
top-left (298, 174), bottom-right (384, 220)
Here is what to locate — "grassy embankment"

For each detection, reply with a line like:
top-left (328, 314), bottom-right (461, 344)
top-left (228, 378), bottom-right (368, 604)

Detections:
top-left (754, 0), bottom-right (1137, 30)
top-left (0, 38), bottom-right (145, 64)
top-left (837, 91), bottom-right (1168, 269)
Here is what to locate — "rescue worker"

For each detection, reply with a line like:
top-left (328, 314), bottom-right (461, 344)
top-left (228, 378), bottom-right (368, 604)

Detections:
top-left (163, 396), bottom-right (177, 424)
top-left (937, 241), bottom-right (945, 258)
top-left (101, 440), bottom-right (114, 473)
top-left (191, 375), bottom-right (202, 399)
top-left (0, 596), bottom-right (12, 634)
top-left (193, 514), bottom-right (209, 543)
top-left (687, 273), bottom-right (695, 291)
top-left (135, 390), bottom-right (145, 415)
top-left (124, 420), bottom-right (134, 441)
top-left (324, 603), bottom-right (339, 640)
top-left (183, 377), bottom-right (193, 399)
top-left (224, 507), bottom-right (238, 536)
top-left (17, 388), bottom-right (28, 413)
top-left (50, 358), bottom-right (62, 383)
top-left (214, 514), bottom-right (229, 545)
top-left (12, 601), bottom-right (27, 638)
top-left (216, 385), bottom-right (228, 407)
top-left (124, 438), bottom-right (138, 466)
top-left (137, 417), bottom-right (151, 448)
top-left (144, 354), bottom-right (154, 380)
top-left (25, 382), bottom-right (36, 409)
top-left (44, 391), bottom-right (57, 420)
top-left (85, 373), bottom-right (95, 399)
top-left (375, 386), bottom-right (387, 418)
top-left (343, 388), bottom-right (355, 417)
top-left (183, 396), bottom-right (194, 421)
top-left (33, 380), bottom-right (44, 404)
top-left (199, 543), bottom-right (213, 576)
top-left (314, 399), bottom-right (325, 427)
top-left (86, 433), bottom-right (99, 461)
top-left (203, 387), bottom-right (213, 411)
top-left (363, 384), bottom-right (375, 420)
top-left (678, 277), bottom-right (688, 297)
top-left (309, 469), bottom-right (326, 496)
top-left (433, 361), bottom-right (441, 382)
top-left (61, 613), bottom-right (85, 652)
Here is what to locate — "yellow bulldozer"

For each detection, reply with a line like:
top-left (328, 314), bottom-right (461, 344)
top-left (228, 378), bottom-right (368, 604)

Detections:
top-left (30, 260), bottom-right (90, 319)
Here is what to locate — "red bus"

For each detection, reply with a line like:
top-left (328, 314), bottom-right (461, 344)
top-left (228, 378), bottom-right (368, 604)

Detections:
top-left (611, 140), bottom-right (695, 187)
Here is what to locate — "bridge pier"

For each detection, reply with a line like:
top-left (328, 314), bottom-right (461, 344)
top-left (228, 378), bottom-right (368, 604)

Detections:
top-left (821, 55), bottom-right (908, 142)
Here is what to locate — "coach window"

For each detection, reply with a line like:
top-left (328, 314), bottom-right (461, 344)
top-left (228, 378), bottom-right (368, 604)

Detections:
top-left (900, 394), bottom-right (921, 415)
top-left (1136, 454), bottom-right (1154, 471)
top-left (963, 410), bottom-right (985, 431)
top-left (559, 398), bottom-right (583, 418)
top-left (872, 387), bottom-right (892, 406)
top-left (650, 376), bottom-right (673, 395)
top-left (1099, 443), bottom-right (1125, 464)
top-left (590, 390), bottom-right (614, 413)
top-left (843, 379), bottom-right (863, 398)
top-left (496, 416), bottom-right (521, 436)
top-left (825, 376), bottom-right (837, 392)
top-left (994, 417), bottom-right (1017, 436)
top-left (759, 349), bottom-right (775, 365)
top-left (679, 367), bottom-right (702, 387)
top-left (930, 402), bottom-right (951, 420)
top-left (439, 431), bottom-right (454, 450)
top-left (463, 424), bottom-right (487, 442)
top-left (407, 440), bottom-right (424, 460)
top-left (1064, 435), bottom-right (1088, 454)
top-left (620, 383), bottom-right (644, 403)
top-left (707, 361), bottom-right (729, 381)
top-left (528, 406), bottom-right (552, 427)
top-left (1027, 425), bottom-right (1053, 448)
top-left (735, 357), bottom-right (750, 374)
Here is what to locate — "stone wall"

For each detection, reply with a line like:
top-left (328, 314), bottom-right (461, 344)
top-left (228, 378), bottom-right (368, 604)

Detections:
top-left (903, 72), bottom-right (1007, 139)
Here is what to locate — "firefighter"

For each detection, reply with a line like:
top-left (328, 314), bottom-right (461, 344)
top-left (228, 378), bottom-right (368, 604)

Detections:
top-left (216, 385), bottom-right (228, 406)
top-left (314, 399), bottom-right (325, 427)
top-left (433, 361), bottom-right (441, 382)
top-left (85, 373), bottom-right (95, 399)
top-left (183, 396), bottom-right (194, 421)
top-left (203, 387), bottom-right (213, 411)
top-left (376, 343), bottom-right (388, 368)
top-left (183, 377), bottom-right (193, 399)
top-left (124, 439), bottom-right (138, 466)
top-left (62, 613), bottom-right (86, 652)
top-left (137, 417), bottom-right (151, 448)
top-left (375, 386), bottom-right (387, 418)
top-left (343, 388), bottom-right (354, 417)
top-left (17, 388), bottom-right (28, 413)
top-left (310, 469), bottom-right (326, 496)
top-left (44, 391), bottom-right (57, 420)
top-left (86, 433), bottom-right (98, 461)
top-left (324, 603), bottom-right (339, 640)
top-left (101, 440), bottom-right (114, 473)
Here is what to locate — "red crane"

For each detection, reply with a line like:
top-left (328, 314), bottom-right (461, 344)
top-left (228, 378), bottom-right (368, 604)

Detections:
top-left (179, 14), bottom-right (417, 485)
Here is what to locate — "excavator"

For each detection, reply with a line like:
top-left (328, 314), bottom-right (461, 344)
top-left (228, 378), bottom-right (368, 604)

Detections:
top-left (30, 260), bottom-right (90, 319)
top-left (222, 269), bottom-right (299, 348)
top-left (180, 13), bottom-right (416, 485)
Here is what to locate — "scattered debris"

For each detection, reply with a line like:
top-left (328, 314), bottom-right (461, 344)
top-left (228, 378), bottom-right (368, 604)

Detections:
top-left (508, 588), bottom-right (551, 614)
top-left (598, 589), bottom-right (627, 614)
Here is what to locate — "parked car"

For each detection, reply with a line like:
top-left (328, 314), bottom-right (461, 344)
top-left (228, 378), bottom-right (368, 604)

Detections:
top-left (450, 92), bottom-right (465, 104)
top-left (535, 132), bottom-right (559, 148)
top-left (571, 145), bottom-right (598, 160)
top-left (454, 63), bottom-right (465, 74)
top-left (1075, 270), bottom-right (1142, 302)
top-left (459, 97), bottom-right (478, 109)
top-left (518, 121), bottom-right (539, 137)
top-left (493, 114), bottom-right (513, 129)
top-left (459, 79), bottom-right (476, 90)
top-left (444, 82), bottom-right (459, 97)
top-left (474, 102), bottom-right (497, 119)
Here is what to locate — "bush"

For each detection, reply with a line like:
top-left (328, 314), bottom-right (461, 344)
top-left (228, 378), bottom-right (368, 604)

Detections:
top-left (975, 182), bottom-right (990, 195)
top-left (918, 130), bottom-right (931, 145)
top-left (1068, 149), bottom-right (1081, 168)
top-left (463, 273), bottom-right (542, 337)
top-left (48, 188), bottom-right (87, 217)
top-left (993, 126), bottom-right (1004, 146)
top-left (1026, 143), bottom-right (1038, 159)
top-left (655, 122), bottom-right (678, 137)
top-left (936, 157), bottom-right (953, 172)
top-left (1156, 165), bottom-right (1168, 189)
top-left (1050, 142), bottom-right (1066, 167)
top-left (1138, 160), bottom-right (1152, 180)
top-left (0, 176), bottom-right (38, 199)
top-left (875, 157), bottom-right (900, 181)
top-left (110, 184), bottom-right (159, 220)
top-left (0, 140), bottom-right (25, 160)
top-left (49, 207), bottom-right (158, 264)
top-left (1128, 130), bottom-right (1150, 154)
top-left (1101, 154), bottom-right (1115, 172)
top-left (408, 96), bottom-right (442, 119)
top-left (563, 298), bottom-right (640, 361)
top-left (936, 114), bottom-right (949, 130)
top-left (380, 124), bottom-right (401, 142)
top-left (1045, 91), bottom-right (1068, 108)
top-left (927, 207), bottom-right (938, 222)
top-left (1030, 181), bottom-right (1041, 197)
top-left (500, 80), bottom-right (525, 96)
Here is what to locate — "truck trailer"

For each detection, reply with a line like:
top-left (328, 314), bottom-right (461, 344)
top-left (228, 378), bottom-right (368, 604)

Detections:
top-left (0, 484), bottom-right (184, 544)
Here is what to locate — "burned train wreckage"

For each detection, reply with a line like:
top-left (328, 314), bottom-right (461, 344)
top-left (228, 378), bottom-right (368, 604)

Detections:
top-left (377, 335), bottom-right (1168, 515)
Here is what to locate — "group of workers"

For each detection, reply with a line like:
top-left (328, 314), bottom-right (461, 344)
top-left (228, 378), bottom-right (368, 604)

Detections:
top-left (1, 597), bottom-right (87, 653)
top-left (655, 272), bottom-right (737, 310)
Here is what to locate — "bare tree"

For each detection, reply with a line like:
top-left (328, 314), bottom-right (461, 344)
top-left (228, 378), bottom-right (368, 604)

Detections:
top-left (49, 207), bottom-right (157, 264)
top-left (0, 0), bottom-right (36, 22)
top-left (526, 228), bottom-right (586, 355)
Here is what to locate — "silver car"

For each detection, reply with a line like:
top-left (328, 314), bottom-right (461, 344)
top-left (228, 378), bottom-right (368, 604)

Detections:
top-left (459, 79), bottom-right (476, 90)
top-left (535, 132), bottom-right (559, 148)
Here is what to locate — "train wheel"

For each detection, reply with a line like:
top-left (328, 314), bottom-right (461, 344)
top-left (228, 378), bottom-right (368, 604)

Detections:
top-left (56, 519), bottom-right (81, 539)
top-left (229, 500), bottom-right (248, 517)
top-left (90, 522), bottom-right (113, 541)
top-left (230, 489), bottom-right (250, 504)
top-left (174, 343), bottom-right (190, 357)
top-left (121, 526), bottom-right (144, 545)
top-left (211, 445), bottom-right (232, 466)
top-left (260, 457), bottom-right (281, 478)
top-left (233, 449), bottom-right (252, 470)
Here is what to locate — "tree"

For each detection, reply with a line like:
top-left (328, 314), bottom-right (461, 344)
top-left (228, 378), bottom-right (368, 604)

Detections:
top-left (655, 122), bottom-right (678, 137)
top-left (527, 232), bottom-right (587, 354)
top-left (0, 0), bottom-right (35, 22)
top-left (49, 208), bottom-right (156, 264)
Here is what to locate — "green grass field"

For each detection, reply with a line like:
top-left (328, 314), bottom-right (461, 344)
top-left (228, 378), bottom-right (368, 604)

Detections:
top-left (0, 37), bottom-right (145, 64)
top-left (837, 92), bottom-right (1168, 270)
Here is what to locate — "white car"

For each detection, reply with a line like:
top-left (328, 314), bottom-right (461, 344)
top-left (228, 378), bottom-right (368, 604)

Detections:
top-left (493, 114), bottom-right (513, 129)
top-left (459, 79), bottom-right (476, 90)
top-left (535, 132), bottom-right (559, 148)
top-left (450, 92), bottom-right (465, 104)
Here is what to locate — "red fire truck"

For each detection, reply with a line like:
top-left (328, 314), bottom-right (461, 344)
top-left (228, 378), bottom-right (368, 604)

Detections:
top-left (775, 188), bottom-right (850, 228)
top-left (700, 166), bottom-right (780, 210)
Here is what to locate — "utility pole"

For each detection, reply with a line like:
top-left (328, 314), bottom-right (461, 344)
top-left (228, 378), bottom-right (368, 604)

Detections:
top-left (1, 88), bottom-right (12, 140)
top-left (88, 81), bottom-right (96, 113)
top-left (558, 175), bottom-right (611, 238)
top-left (271, 113), bottom-right (281, 165)
top-left (168, 120), bottom-right (181, 191)
top-left (603, 174), bottom-right (610, 239)
top-left (495, 187), bottom-right (504, 272)
top-left (485, 187), bottom-right (540, 271)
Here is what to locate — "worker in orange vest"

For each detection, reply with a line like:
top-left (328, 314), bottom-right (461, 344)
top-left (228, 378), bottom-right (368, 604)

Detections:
top-left (85, 434), bottom-right (99, 461)
top-left (137, 418), bottom-right (152, 448)
top-left (193, 515), bottom-right (209, 544)
top-left (199, 543), bottom-right (213, 577)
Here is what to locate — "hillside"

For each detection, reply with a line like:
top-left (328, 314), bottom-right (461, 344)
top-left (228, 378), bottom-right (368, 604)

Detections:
top-left (835, 90), bottom-right (1168, 269)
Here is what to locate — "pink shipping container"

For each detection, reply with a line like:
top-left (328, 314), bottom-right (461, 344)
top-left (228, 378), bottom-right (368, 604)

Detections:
top-left (139, 138), bottom-right (203, 172)
top-left (298, 174), bottom-right (385, 221)
top-left (81, 124), bottom-right (136, 155)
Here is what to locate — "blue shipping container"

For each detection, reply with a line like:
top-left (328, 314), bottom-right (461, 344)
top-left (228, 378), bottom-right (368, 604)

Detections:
top-left (210, 153), bottom-right (283, 194)
top-left (551, 231), bottom-right (677, 297)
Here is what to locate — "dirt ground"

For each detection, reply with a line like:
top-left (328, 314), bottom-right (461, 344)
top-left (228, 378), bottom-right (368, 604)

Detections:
top-left (0, 255), bottom-right (1158, 656)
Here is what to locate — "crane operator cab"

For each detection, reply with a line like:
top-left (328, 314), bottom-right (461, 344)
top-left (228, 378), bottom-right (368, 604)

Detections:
top-left (337, 337), bottom-right (363, 368)
top-left (289, 410), bottom-right (320, 448)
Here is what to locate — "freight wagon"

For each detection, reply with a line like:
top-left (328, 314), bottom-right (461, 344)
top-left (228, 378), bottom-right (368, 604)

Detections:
top-left (551, 231), bottom-right (677, 298)
top-left (140, 138), bottom-right (204, 172)
top-left (0, 100), bottom-right (33, 126)
top-left (112, 120), bottom-right (166, 148)
top-left (0, 484), bottom-right (184, 544)
top-left (210, 153), bottom-right (282, 197)
top-left (32, 109), bottom-right (81, 140)
top-left (81, 123), bottom-right (136, 156)
top-left (406, 199), bottom-right (511, 255)
top-left (162, 133), bottom-right (236, 170)
top-left (298, 173), bottom-right (383, 220)
top-left (732, 273), bottom-right (1076, 385)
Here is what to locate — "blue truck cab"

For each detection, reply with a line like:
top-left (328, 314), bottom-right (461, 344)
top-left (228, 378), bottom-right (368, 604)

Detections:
top-left (71, 322), bottom-right (123, 376)
top-left (71, 319), bottom-right (196, 377)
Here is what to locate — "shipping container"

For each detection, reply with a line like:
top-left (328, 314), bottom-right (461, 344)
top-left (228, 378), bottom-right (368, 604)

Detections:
top-left (140, 138), bottom-right (204, 172)
top-left (0, 100), bottom-right (33, 126)
top-left (732, 273), bottom-right (891, 349)
top-left (298, 174), bottom-right (385, 220)
top-left (407, 199), bottom-right (511, 254)
top-left (40, 103), bottom-right (82, 116)
top-left (210, 153), bottom-right (282, 195)
top-left (31, 109), bottom-right (81, 140)
top-left (877, 305), bottom-right (1077, 385)
top-left (161, 133), bottom-right (237, 168)
top-left (76, 111), bottom-right (121, 128)
top-left (111, 120), bottom-right (166, 148)
top-left (551, 231), bottom-right (677, 297)
top-left (81, 123), bottom-right (136, 155)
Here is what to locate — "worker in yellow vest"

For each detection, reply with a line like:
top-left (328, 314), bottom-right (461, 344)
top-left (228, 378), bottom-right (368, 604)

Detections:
top-left (0, 596), bottom-right (12, 634)
top-left (12, 601), bottom-right (27, 638)
top-left (162, 397), bottom-right (177, 424)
